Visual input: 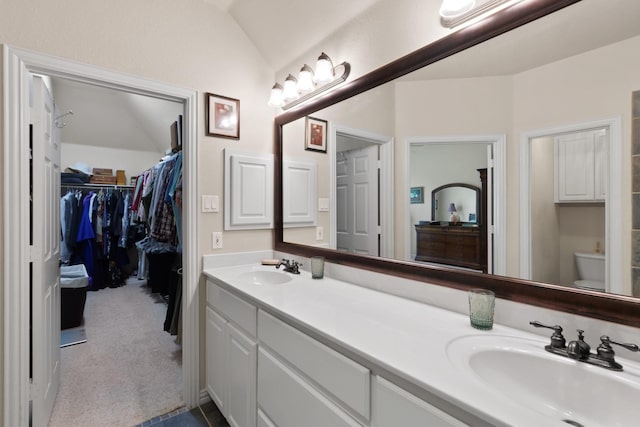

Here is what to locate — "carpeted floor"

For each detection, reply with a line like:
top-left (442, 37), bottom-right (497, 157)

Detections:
top-left (48, 277), bottom-right (183, 427)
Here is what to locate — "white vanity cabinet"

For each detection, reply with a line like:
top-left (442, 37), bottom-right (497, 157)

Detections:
top-left (206, 280), bottom-right (257, 427)
top-left (555, 129), bottom-right (608, 202)
top-left (205, 272), bottom-right (479, 427)
top-left (372, 376), bottom-right (468, 427)
top-left (257, 310), bottom-right (370, 426)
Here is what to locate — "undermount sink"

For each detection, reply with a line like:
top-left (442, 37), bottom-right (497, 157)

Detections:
top-left (447, 334), bottom-right (640, 427)
top-left (236, 269), bottom-right (292, 285)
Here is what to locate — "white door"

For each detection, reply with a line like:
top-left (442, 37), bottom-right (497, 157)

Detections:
top-left (30, 75), bottom-right (62, 426)
top-left (336, 145), bottom-right (379, 255)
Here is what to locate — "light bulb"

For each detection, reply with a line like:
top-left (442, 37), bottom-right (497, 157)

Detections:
top-left (297, 64), bottom-right (315, 92)
top-left (313, 52), bottom-right (334, 84)
top-left (439, 0), bottom-right (476, 18)
top-left (282, 74), bottom-right (300, 101)
top-left (267, 83), bottom-right (284, 108)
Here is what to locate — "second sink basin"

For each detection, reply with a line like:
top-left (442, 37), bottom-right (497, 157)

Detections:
top-left (447, 334), bottom-right (640, 427)
top-left (236, 269), bottom-right (292, 285)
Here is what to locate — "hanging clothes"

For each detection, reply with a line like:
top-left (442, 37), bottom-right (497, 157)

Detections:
top-left (76, 192), bottom-right (96, 290)
top-left (60, 185), bottom-right (135, 290)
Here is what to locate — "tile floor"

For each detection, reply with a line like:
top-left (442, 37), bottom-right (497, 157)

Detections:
top-left (136, 401), bottom-right (229, 427)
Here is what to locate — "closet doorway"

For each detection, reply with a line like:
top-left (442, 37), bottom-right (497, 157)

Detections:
top-left (52, 75), bottom-right (185, 425)
top-left (4, 46), bottom-right (200, 427)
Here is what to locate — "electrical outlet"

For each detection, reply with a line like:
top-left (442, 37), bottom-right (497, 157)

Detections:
top-left (212, 232), bottom-right (223, 249)
top-left (316, 226), bottom-right (323, 241)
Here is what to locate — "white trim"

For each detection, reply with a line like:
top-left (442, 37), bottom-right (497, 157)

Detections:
top-left (3, 45), bottom-right (200, 426)
top-left (519, 117), bottom-right (622, 293)
top-left (405, 135), bottom-right (507, 275)
top-left (328, 124), bottom-right (394, 258)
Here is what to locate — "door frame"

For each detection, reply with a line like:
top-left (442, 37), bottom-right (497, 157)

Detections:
top-left (329, 124), bottom-right (394, 258)
top-left (3, 45), bottom-right (200, 426)
top-left (405, 135), bottom-right (507, 275)
top-left (519, 117), bottom-right (623, 293)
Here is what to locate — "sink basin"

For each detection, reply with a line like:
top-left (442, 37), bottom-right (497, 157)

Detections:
top-left (236, 270), bottom-right (292, 285)
top-left (447, 335), bottom-right (640, 427)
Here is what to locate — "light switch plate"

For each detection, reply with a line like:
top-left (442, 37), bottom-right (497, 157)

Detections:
top-left (316, 226), bottom-right (323, 241)
top-left (318, 198), bottom-right (330, 212)
top-left (202, 195), bottom-right (219, 213)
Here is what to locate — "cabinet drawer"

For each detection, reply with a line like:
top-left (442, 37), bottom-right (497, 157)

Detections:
top-left (258, 310), bottom-right (370, 421)
top-left (373, 376), bottom-right (467, 427)
top-left (207, 280), bottom-right (257, 337)
top-left (258, 347), bottom-right (362, 427)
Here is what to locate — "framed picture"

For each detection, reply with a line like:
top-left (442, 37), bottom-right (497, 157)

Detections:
top-left (305, 116), bottom-right (328, 152)
top-left (410, 186), bottom-right (424, 204)
top-left (205, 93), bottom-right (240, 139)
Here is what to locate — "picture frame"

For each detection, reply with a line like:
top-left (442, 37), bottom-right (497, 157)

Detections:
top-left (305, 116), bottom-right (328, 152)
top-left (410, 186), bottom-right (424, 204)
top-left (205, 93), bottom-right (240, 139)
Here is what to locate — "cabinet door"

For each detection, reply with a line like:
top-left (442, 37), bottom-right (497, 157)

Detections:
top-left (227, 322), bottom-right (257, 427)
top-left (372, 376), bottom-right (467, 427)
top-left (206, 307), bottom-right (228, 413)
top-left (556, 131), bottom-right (595, 201)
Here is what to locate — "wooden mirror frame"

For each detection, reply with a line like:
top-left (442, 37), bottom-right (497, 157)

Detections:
top-left (274, 0), bottom-right (640, 327)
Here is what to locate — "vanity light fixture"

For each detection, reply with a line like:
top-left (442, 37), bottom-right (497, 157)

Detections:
top-left (439, 0), bottom-right (527, 29)
top-left (268, 52), bottom-right (351, 110)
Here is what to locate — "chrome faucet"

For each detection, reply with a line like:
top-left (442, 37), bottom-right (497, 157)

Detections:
top-left (530, 321), bottom-right (639, 371)
top-left (275, 258), bottom-right (301, 274)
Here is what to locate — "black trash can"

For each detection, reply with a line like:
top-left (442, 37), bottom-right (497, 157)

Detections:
top-left (60, 264), bottom-right (88, 329)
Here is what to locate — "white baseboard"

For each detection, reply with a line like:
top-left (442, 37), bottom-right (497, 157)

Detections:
top-left (199, 389), bottom-right (212, 406)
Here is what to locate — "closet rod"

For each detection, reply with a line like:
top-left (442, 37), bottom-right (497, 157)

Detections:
top-left (61, 183), bottom-right (135, 190)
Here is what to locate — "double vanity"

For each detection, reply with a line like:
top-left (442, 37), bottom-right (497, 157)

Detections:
top-left (203, 258), bottom-right (640, 427)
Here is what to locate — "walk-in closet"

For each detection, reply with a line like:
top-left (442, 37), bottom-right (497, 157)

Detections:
top-left (43, 75), bottom-right (187, 426)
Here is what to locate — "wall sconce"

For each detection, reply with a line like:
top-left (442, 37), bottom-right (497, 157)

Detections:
top-left (439, 0), bottom-right (526, 29)
top-left (268, 52), bottom-right (351, 110)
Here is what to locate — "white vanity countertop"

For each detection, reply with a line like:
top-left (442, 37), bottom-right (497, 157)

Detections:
top-left (202, 263), bottom-right (633, 427)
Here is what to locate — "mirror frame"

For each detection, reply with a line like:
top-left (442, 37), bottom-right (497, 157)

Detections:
top-left (274, 0), bottom-right (640, 327)
top-left (430, 183), bottom-right (480, 223)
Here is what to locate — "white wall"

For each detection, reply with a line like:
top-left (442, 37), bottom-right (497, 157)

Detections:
top-left (0, 0), bottom-right (276, 410)
top-left (275, 0), bottom-right (450, 86)
top-left (530, 136), bottom-right (560, 284)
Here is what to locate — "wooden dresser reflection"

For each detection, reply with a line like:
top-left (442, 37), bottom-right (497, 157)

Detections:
top-left (415, 224), bottom-right (486, 273)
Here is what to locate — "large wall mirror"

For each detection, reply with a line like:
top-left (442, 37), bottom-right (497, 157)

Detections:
top-left (275, 0), bottom-right (640, 326)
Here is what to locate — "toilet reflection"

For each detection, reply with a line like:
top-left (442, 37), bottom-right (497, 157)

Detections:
top-left (573, 252), bottom-right (606, 292)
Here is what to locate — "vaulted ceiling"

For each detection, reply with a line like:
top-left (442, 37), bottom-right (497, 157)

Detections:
top-left (53, 0), bottom-right (640, 155)
top-left (202, 0), bottom-right (386, 70)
